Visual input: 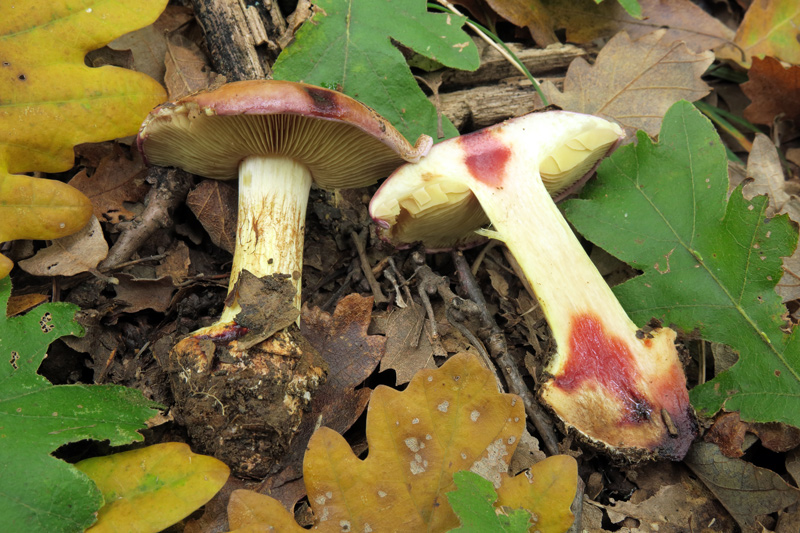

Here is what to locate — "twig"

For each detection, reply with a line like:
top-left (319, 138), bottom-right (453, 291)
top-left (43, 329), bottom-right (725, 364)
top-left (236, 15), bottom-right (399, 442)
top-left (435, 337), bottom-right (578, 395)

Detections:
top-left (321, 260), bottom-right (359, 312)
top-left (452, 251), bottom-right (560, 456)
top-left (350, 229), bottom-right (388, 304)
top-left (99, 167), bottom-right (193, 271)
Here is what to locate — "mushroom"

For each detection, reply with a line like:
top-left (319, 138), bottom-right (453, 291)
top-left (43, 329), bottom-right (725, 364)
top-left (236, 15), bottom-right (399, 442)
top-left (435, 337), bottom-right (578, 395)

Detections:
top-left (138, 80), bottom-right (432, 476)
top-left (369, 110), bottom-right (697, 460)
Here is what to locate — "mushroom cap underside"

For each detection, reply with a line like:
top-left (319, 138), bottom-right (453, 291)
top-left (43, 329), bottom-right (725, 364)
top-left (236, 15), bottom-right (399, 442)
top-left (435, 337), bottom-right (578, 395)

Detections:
top-left (369, 111), bottom-right (624, 251)
top-left (138, 80), bottom-right (432, 190)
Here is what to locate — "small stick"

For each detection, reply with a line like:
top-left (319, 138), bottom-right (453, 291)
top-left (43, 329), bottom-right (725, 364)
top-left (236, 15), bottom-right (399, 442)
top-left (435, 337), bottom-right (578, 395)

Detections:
top-left (452, 251), bottom-right (559, 456)
top-left (99, 168), bottom-right (193, 271)
top-left (350, 229), bottom-right (388, 304)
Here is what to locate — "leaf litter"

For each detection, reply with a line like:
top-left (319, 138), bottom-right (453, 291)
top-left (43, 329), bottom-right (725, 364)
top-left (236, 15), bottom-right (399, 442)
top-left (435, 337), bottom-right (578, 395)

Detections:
top-left (5, 0), bottom-right (800, 531)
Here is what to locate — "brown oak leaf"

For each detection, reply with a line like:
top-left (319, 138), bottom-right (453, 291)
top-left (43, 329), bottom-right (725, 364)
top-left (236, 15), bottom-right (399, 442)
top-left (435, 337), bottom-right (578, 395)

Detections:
top-left (742, 56), bottom-right (800, 126)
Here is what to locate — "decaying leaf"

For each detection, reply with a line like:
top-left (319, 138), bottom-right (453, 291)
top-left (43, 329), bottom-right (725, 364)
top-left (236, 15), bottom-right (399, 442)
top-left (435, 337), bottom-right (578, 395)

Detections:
top-left (741, 56), bottom-right (800, 127)
top-left (483, 0), bottom-right (557, 46)
top-left (224, 353), bottom-right (577, 532)
top-left (263, 294), bottom-right (385, 508)
top-left (18, 216), bottom-right (108, 277)
top-left (542, 30), bottom-right (713, 136)
top-left (0, 171), bottom-right (93, 278)
top-left (685, 442), bottom-right (800, 531)
top-left (164, 33), bottom-right (219, 100)
top-left (68, 146), bottom-right (150, 224)
top-left (76, 443), bottom-right (229, 533)
top-left (113, 273), bottom-right (176, 314)
top-left (539, 0), bottom-right (733, 53)
top-left (186, 179), bottom-right (238, 253)
top-left (376, 303), bottom-right (437, 384)
top-left (716, 0), bottom-right (800, 68)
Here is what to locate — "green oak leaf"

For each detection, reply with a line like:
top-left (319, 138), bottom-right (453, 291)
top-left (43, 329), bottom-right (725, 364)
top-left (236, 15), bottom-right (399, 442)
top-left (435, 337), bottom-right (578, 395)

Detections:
top-left (273, 0), bottom-right (480, 143)
top-left (447, 471), bottom-right (531, 533)
top-left (0, 277), bottom-right (161, 532)
top-left (563, 100), bottom-right (800, 425)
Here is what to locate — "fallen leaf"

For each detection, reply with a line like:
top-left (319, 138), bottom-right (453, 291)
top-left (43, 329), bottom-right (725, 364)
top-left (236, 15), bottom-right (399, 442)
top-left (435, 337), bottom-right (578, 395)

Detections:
top-left (542, 30), bottom-right (713, 136)
top-left (685, 441), bottom-right (800, 531)
top-left (743, 134), bottom-right (800, 302)
top-left (605, 484), bottom-right (720, 533)
top-left (716, 0), bottom-right (800, 68)
top-left (108, 5), bottom-right (194, 84)
top-left (68, 146), bottom-right (149, 224)
top-left (186, 179), bottom-right (238, 253)
top-left (0, 0), bottom-right (167, 174)
top-left (376, 303), bottom-right (437, 384)
top-left (6, 293), bottom-right (49, 317)
top-left (483, 0), bottom-right (557, 46)
top-left (164, 33), bottom-right (218, 100)
top-left (0, 171), bottom-right (93, 278)
top-left (76, 443), bottom-right (229, 533)
top-left (18, 216), bottom-right (108, 277)
top-left (705, 412), bottom-right (748, 458)
top-left (155, 240), bottom-right (191, 281)
top-left (113, 273), bottom-right (176, 314)
top-left (538, 0), bottom-right (733, 53)
top-left (264, 294), bottom-right (384, 508)
top-left (225, 353), bottom-right (577, 532)
top-left (742, 57), bottom-right (800, 126)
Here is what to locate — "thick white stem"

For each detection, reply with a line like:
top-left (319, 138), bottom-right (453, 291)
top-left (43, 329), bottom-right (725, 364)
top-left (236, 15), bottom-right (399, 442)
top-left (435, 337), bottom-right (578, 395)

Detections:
top-left (219, 155), bottom-right (312, 324)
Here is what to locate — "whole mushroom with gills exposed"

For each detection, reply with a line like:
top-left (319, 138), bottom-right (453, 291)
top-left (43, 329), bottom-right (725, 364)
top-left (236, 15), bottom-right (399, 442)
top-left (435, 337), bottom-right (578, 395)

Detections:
top-left (369, 110), bottom-right (698, 460)
top-left (138, 80), bottom-right (431, 476)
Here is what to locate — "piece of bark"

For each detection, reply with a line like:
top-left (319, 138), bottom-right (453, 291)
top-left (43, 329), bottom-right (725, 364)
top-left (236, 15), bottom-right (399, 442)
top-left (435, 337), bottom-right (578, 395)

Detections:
top-left (436, 77), bottom-right (564, 130)
top-left (191, 0), bottom-right (270, 80)
top-left (440, 42), bottom-right (585, 89)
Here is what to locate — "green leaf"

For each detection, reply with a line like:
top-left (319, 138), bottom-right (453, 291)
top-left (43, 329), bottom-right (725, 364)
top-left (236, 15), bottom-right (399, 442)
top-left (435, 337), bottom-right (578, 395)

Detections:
top-left (592, 0), bottom-right (642, 18)
top-left (272, 0), bottom-right (480, 143)
top-left (447, 471), bottom-right (531, 533)
top-left (0, 277), bottom-right (162, 532)
top-left (563, 100), bottom-right (800, 425)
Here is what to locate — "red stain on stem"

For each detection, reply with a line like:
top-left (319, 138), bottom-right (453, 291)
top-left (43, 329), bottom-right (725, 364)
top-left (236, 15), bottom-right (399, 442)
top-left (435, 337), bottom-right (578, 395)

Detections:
top-left (460, 129), bottom-right (511, 187)
top-left (556, 313), bottom-right (653, 424)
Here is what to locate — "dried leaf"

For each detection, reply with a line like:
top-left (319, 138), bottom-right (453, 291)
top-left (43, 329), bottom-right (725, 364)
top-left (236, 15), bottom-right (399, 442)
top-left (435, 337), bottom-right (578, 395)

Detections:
top-left (483, 0), bottom-right (557, 46)
top-left (0, 171), bottom-right (93, 278)
top-left (742, 57), bottom-right (800, 127)
top-left (227, 354), bottom-right (577, 532)
top-left (263, 294), bottom-right (384, 508)
top-left (377, 304), bottom-right (437, 384)
top-left (164, 33), bottom-right (217, 100)
top-left (108, 5), bottom-right (194, 84)
top-left (68, 147), bottom-right (149, 224)
top-left (542, 30), bottom-right (713, 136)
top-left (186, 179), bottom-right (238, 253)
top-left (539, 0), bottom-right (733, 53)
top-left (716, 0), bottom-right (800, 68)
top-left (113, 273), bottom-right (176, 314)
top-left (76, 443), bottom-right (229, 533)
top-left (685, 441), bottom-right (800, 531)
top-left (18, 216), bottom-right (108, 277)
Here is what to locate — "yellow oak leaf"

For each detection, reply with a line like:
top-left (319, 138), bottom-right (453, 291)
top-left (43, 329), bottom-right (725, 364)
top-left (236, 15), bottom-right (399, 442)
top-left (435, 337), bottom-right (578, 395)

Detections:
top-left (0, 0), bottom-right (168, 277)
top-left (225, 353), bottom-right (577, 532)
top-left (76, 443), bottom-right (229, 533)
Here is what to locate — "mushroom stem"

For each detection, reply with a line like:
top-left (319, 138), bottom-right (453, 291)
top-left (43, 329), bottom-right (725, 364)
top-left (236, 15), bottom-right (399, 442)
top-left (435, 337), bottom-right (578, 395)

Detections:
top-left (219, 155), bottom-right (312, 324)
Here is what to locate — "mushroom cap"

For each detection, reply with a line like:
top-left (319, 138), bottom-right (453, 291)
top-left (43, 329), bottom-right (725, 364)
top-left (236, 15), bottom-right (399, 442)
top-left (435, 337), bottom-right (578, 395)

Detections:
top-left (137, 80), bottom-right (432, 190)
top-left (370, 111), bottom-right (624, 251)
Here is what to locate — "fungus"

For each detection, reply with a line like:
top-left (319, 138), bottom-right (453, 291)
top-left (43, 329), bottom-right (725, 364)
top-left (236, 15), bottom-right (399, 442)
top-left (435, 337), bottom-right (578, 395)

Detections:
top-left (369, 110), bottom-right (697, 460)
top-left (138, 80), bottom-right (431, 475)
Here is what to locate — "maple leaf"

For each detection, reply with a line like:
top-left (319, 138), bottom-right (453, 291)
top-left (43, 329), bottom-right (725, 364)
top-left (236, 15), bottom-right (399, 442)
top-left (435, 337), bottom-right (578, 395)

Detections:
top-left (741, 57), bottom-right (800, 127)
top-left (542, 30), bottom-right (713, 136)
top-left (563, 101), bottom-right (800, 426)
top-left (0, 277), bottom-right (161, 531)
top-left (0, 0), bottom-right (168, 277)
top-left (224, 353), bottom-right (577, 532)
top-left (716, 0), bottom-right (800, 68)
top-left (272, 0), bottom-right (480, 143)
